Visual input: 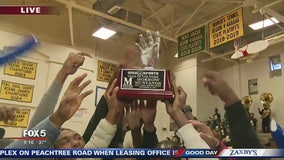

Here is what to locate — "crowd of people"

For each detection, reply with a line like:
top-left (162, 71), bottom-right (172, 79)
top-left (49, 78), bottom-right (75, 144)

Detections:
top-left (0, 32), bottom-right (271, 160)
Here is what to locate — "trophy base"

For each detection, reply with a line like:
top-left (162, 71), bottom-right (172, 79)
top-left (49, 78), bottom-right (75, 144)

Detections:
top-left (116, 69), bottom-right (174, 100)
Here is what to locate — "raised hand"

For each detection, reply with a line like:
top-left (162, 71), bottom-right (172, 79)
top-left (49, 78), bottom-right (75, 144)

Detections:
top-left (0, 106), bottom-right (19, 123)
top-left (202, 71), bottom-right (239, 106)
top-left (188, 120), bottom-right (219, 148)
top-left (126, 100), bottom-right (142, 131)
top-left (105, 79), bottom-right (126, 125)
top-left (164, 79), bottom-right (188, 128)
top-left (50, 74), bottom-right (93, 128)
top-left (141, 99), bottom-right (157, 132)
top-left (136, 30), bottom-right (160, 68)
top-left (63, 73), bottom-right (91, 99)
top-left (56, 52), bottom-right (92, 84)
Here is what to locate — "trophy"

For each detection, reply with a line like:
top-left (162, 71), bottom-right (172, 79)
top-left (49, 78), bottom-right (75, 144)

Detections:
top-left (116, 30), bottom-right (174, 100)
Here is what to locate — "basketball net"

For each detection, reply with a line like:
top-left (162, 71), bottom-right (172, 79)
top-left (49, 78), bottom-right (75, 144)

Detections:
top-left (234, 38), bottom-right (249, 57)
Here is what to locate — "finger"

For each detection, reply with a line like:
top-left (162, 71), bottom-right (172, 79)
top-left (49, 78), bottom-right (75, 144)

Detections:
top-left (155, 31), bottom-right (160, 44)
top-left (78, 80), bottom-right (92, 92)
top-left (7, 108), bottom-right (16, 121)
top-left (202, 78), bottom-right (214, 94)
top-left (180, 86), bottom-right (187, 99)
top-left (106, 78), bottom-right (117, 97)
top-left (133, 100), bottom-right (138, 111)
top-left (0, 107), bottom-right (5, 121)
top-left (125, 104), bottom-right (130, 114)
top-left (1, 107), bottom-right (8, 122)
top-left (146, 99), bottom-right (157, 108)
top-left (199, 132), bottom-right (211, 143)
top-left (80, 90), bottom-right (93, 100)
top-left (71, 73), bottom-right (87, 87)
top-left (139, 99), bottom-right (145, 108)
top-left (146, 30), bottom-right (154, 46)
top-left (139, 34), bottom-right (148, 49)
top-left (135, 43), bottom-right (143, 52)
top-left (163, 100), bottom-right (171, 105)
top-left (111, 86), bottom-right (119, 98)
top-left (77, 52), bottom-right (93, 58)
top-left (178, 86), bottom-right (186, 95)
top-left (190, 120), bottom-right (203, 129)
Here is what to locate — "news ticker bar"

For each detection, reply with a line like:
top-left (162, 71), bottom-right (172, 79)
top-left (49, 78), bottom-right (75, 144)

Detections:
top-left (0, 6), bottom-right (57, 15)
top-left (1, 149), bottom-right (284, 158)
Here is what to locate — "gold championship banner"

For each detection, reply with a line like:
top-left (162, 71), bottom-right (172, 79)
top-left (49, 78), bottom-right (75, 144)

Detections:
top-left (0, 109), bottom-right (30, 128)
top-left (4, 59), bottom-right (37, 79)
top-left (97, 60), bottom-right (117, 82)
top-left (209, 8), bottom-right (244, 48)
top-left (0, 81), bottom-right (34, 103)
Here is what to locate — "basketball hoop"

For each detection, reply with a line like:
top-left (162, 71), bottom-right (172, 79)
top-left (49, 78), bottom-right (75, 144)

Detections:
top-left (231, 38), bottom-right (269, 61)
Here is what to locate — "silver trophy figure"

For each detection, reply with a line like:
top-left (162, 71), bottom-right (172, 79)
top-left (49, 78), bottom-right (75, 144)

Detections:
top-left (136, 30), bottom-right (160, 69)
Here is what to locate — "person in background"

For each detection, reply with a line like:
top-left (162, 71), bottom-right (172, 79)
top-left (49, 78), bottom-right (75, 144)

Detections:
top-left (212, 108), bottom-right (221, 129)
top-left (153, 140), bottom-right (184, 160)
top-left (249, 112), bottom-right (258, 131)
top-left (258, 104), bottom-right (271, 133)
top-left (0, 128), bottom-right (5, 139)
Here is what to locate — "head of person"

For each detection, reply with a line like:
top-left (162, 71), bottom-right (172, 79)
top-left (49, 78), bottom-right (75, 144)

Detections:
top-left (263, 104), bottom-right (270, 109)
top-left (53, 128), bottom-right (85, 149)
top-left (53, 128), bottom-right (85, 160)
top-left (250, 112), bottom-right (254, 118)
top-left (153, 140), bottom-right (182, 160)
top-left (214, 108), bottom-right (219, 113)
top-left (0, 128), bottom-right (5, 139)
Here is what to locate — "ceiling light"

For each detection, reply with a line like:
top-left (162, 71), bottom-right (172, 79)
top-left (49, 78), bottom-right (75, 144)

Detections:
top-left (249, 17), bottom-right (279, 30)
top-left (92, 27), bottom-right (116, 40)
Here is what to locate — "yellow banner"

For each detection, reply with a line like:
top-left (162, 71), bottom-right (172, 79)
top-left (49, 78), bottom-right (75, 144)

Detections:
top-left (0, 81), bottom-right (34, 103)
top-left (97, 60), bottom-right (117, 82)
top-left (0, 109), bottom-right (30, 128)
top-left (209, 8), bottom-right (244, 48)
top-left (4, 59), bottom-right (37, 79)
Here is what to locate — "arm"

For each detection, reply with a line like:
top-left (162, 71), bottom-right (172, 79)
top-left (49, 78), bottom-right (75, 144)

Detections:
top-left (28, 52), bottom-right (91, 129)
top-left (270, 118), bottom-right (284, 148)
top-left (125, 100), bottom-right (143, 148)
top-left (85, 79), bottom-right (125, 148)
top-left (258, 108), bottom-right (263, 115)
top-left (202, 71), bottom-right (262, 148)
top-left (225, 101), bottom-right (262, 148)
top-left (141, 99), bottom-right (158, 148)
top-left (84, 118), bottom-right (117, 148)
top-left (164, 80), bottom-right (212, 149)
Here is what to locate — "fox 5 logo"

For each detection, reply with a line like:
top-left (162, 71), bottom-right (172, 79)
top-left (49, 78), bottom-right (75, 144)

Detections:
top-left (22, 129), bottom-right (46, 138)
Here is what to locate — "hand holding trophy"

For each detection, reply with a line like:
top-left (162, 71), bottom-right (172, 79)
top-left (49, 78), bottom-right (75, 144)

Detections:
top-left (116, 30), bottom-right (174, 100)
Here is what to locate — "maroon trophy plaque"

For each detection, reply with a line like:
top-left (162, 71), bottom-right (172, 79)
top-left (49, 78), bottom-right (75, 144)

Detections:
top-left (116, 30), bottom-right (174, 100)
top-left (116, 68), bottom-right (173, 100)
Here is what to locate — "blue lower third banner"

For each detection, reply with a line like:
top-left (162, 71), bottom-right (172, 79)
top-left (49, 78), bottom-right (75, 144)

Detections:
top-left (0, 148), bottom-right (284, 158)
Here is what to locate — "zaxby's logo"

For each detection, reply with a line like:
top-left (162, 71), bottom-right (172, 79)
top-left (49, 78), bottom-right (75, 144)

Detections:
top-left (230, 149), bottom-right (258, 156)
